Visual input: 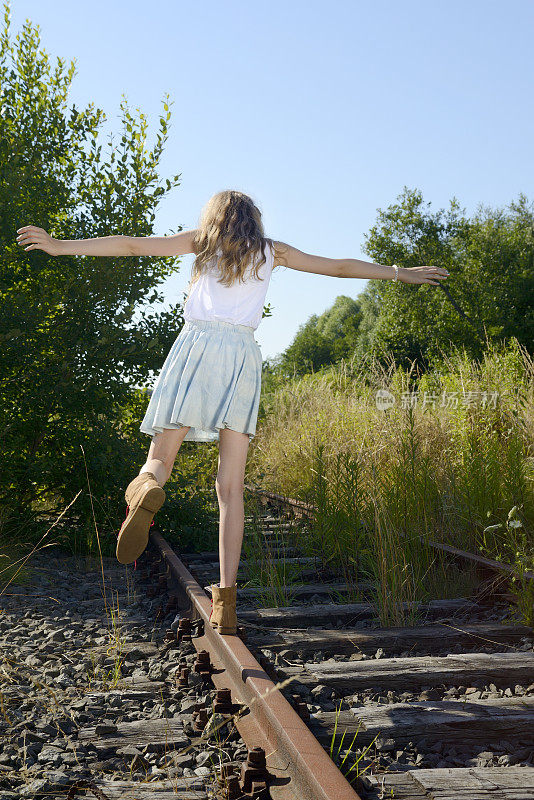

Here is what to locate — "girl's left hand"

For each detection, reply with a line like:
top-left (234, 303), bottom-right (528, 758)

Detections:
top-left (16, 225), bottom-right (62, 256)
top-left (400, 265), bottom-right (450, 285)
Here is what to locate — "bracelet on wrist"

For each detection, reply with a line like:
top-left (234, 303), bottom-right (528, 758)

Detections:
top-left (392, 264), bottom-right (399, 281)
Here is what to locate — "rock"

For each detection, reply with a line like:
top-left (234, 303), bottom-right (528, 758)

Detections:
top-left (116, 745), bottom-right (142, 758)
top-left (419, 688), bottom-right (441, 700)
top-left (311, 684), bottom-right (334, 703)
top-left (375, 737), bottom-right (395, 752)
top-left (37, 747), bottom-right (63, 766)
top-left (24, 655), bottom-right (42, 667)
top-left (20, 778), bottom-right (50, 796)
top-left (180, 698), bottom-right (198, 713)
top-left (124, 648), bottom-right (147, 662)
top-left (0, 548), bottom-right (252, 792)
top-left (172, 752), bottom-right (194, 768)
top-left (44, 630), bottom-right (65, 643)
top-left (278, 648), bottom-right (298, 661)
top-left (94, 723), bottom-right (118, 735)
top-left (204, 712), bottom-right (232, 738)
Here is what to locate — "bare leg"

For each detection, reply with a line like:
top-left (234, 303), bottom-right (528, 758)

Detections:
top-left (139, 426), bottom-right (191, 487)
top-left (216, 428), bottom-right (250, 587)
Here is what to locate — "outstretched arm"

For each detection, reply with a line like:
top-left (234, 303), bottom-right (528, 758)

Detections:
top-left (15, 226), bottom-right (198, 257)
top-left (273, 241), bottom-right (450, 285)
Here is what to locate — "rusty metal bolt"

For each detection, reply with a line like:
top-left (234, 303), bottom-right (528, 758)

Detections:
top-left (177, 618), bottom-right (192, 643)
top-left (217, 763), bottom-right (236, 781)
top-left (192, 705), bottom-right (209, 731)
top-left (214, 688), bottom-right (233, 714)
top-left (177, 666), bottom-right (189, 687)
top-left (292, 695), bottom-right (310, 721)
top-left (223, 775), bottom-right (241, 798)
top-left (247, 748), bottom-right (266, 768)
top-left (194, 650), bottom-right (213, 675)
top-left (240, 747), bottom-right (270, 794)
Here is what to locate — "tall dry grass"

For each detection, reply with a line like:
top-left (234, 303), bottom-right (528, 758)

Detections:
top-left (249, 338), bottom-right (534, 622)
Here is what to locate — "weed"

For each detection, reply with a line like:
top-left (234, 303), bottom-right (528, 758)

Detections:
top-left (242, 507), bottom-right (303, 607)
top-left (248, 338), bottom-right (534, 620)
top-left (479, 504), bottom-right (534, 626)
top-left (328, 699), bottom-right (381, 785)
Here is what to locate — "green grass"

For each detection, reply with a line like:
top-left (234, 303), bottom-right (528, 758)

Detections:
top-left (248, 338), bottom-right (534, 624)
top-left (242, 507), bottom-right (304, 607)
top-left (328, 700), bottom-right (381, 787)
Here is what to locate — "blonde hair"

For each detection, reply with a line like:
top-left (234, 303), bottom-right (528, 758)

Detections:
top-left (185, 191), bottom-right (275, 301)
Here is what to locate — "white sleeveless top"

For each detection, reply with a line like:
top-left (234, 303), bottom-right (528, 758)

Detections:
top-left (183, 241), bottom-right (275, 330)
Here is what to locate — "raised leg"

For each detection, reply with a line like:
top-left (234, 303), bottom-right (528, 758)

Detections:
top-left (140, 426), bottom-right (191, 486)
top-left (215, 427), bottom-right (250, 587)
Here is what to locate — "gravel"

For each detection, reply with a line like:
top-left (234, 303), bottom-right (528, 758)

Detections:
top-left (0, 547), bottom-right (250, 798)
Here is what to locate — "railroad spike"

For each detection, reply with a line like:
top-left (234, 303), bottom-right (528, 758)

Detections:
top-left (177, 617), bottom-right (193, 644)
top-left (240, 747), bottom-right (272, 794)
top-left (194, 649), bottom-right (213, 676)
top-left (177, 666), bottom-right (190, 687)
top-left (214, 687), bottom-right (233, 714)
top-left (221, 774), bottom-right (241, 799)
top-left (192, 705), bottom-right (209, 732)
top-left (164, 628), bottom-right (176, 642)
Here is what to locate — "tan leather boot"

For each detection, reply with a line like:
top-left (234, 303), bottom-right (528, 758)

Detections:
top-left (125, 471), bottom-right (159, 506)
top-left (116, 472), bottom-right (165, 565)
top-left (208, 584), bottom-right (237, 635)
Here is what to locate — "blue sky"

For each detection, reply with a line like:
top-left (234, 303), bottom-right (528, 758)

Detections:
top-left (10, 0), bottom-right (534, 359)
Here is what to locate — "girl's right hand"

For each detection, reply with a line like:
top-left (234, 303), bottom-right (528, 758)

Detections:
top-left (16, 225), bottom-right (62, 256)
top-left (400, 265), bottom-right (450, 285)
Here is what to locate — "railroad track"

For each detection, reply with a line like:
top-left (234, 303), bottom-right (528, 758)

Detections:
top-left (0, 532), bottom-right (359, 799)
top-left (145, 485), bottom-right (534, 800)
top-left (2, 487), bottom-right (533, 800)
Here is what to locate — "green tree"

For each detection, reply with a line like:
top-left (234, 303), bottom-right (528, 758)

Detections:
top-left (276, 315), bottom-right (334, 377)
top-left (357, 186), bottom-right (534, 367)
top-left (0, 4), bottom-right (185, 542)
top-left (316, 295), bottom-right (362, 361)
top-left (275, 296), bottom-right (362, 377)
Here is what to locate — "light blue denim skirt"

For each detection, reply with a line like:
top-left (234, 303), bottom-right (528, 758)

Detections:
top-left (139, 317), bottom-right (263, 443)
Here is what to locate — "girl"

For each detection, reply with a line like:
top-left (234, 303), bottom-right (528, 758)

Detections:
top-left (16, 190), bottom-right (450, 634)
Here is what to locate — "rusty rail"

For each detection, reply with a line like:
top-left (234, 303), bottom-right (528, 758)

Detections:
top-left (149, 529), bottom-right (362, 800)
top-left (245, 484), bottom-right (534, 583)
